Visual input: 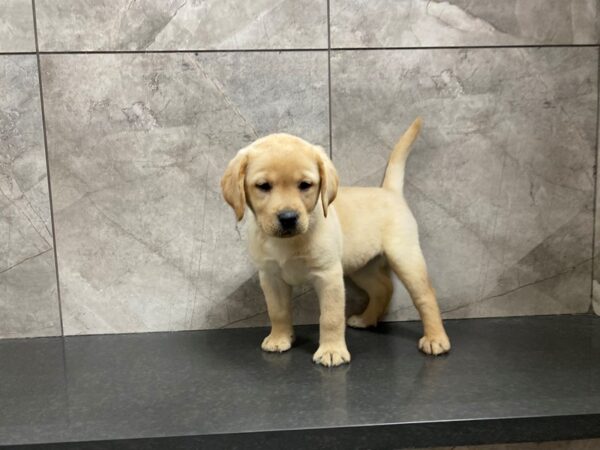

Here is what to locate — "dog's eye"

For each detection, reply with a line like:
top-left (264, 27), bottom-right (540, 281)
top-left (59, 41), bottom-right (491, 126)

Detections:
top-left (299, 181), bottom-right (313, 191)
top-left (256, 182), bottom-right (272, 192)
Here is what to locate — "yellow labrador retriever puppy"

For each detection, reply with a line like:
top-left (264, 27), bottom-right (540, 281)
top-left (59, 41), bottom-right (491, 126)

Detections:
top-left (221, 118), bottom-right (450, 366)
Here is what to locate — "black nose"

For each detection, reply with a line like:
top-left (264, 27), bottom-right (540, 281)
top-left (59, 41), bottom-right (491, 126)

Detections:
top-left (277, 210), bottom-right (298, 230)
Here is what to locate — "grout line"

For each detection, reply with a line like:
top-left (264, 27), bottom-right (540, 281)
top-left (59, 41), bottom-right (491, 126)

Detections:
top-left (331, 43), bottom-right (600, 51)
top-left (327, 0), bottom-right (333, 159)
top-left (591, 46), bottom-right (600, 309)
top-left (31, 0), bottom-right (65, 337)
top-left (12, 43), bottom-right (598, 55)
top-left (0, 51), bottom-right (37, 56)
top-left (37, 48), bottom-right (329, 55)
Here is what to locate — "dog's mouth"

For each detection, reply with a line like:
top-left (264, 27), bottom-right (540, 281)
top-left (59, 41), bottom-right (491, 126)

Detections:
top-left (275, 228), bottom-right (300, 238)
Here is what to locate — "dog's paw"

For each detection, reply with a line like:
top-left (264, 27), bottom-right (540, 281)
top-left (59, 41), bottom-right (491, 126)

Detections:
top-left (418, 333), bottom-right (451, 355)
top-left (347, 314), bottom-right (377, 329)
top-left (261, 333), bottom-right (293, 353)
top-left (313, 344), bottom-right (351, 367)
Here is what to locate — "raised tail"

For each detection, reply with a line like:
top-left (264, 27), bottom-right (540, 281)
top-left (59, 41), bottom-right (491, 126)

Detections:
top-left (381, 117), bottom-right (422, 193)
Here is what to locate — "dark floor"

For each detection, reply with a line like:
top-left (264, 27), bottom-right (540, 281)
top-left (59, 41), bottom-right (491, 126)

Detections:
top-left (1, 315), bottom-right (599, 449)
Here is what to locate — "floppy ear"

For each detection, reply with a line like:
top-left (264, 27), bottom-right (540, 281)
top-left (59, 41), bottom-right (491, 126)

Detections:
top-left (316, 147), bottom-right (339, 217)
top-left (221, 150), bottom-right (249, 221)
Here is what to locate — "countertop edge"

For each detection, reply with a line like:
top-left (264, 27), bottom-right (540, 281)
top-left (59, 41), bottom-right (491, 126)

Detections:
top-left (6, 413), bottom-right (600, 449)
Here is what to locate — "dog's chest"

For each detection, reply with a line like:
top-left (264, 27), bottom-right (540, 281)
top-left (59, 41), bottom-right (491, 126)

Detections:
top-left (258, 245), bottom-right (312, 286)
top-left (266, 258), bottom-right (310, 285)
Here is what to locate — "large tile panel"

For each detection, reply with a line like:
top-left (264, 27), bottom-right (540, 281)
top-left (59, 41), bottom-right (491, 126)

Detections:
top-left (36, 0), bottom-right (328, 51)
top-left (41, 51), bottom-right (329, 335)
top-left (331, 47), bottom-right (597, 320)
top-left (0, 55), bottom-right (60, 338)
top-left (330, 0), bottom-right (599, 48)
top-left (0, 0), bottom-right (35, 52)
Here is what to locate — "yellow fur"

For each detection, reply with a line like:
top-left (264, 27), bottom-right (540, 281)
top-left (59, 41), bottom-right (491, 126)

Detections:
top-left (221, 118), bottom-right (450, 366)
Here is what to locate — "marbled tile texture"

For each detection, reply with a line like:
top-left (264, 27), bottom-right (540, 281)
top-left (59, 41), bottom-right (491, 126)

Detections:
top-left (0, 56), bottom-right (61, 338)
top-left (35, 0), bottom-right (327, 51)
top-left (330, 0), bottom-right (599, 47)
top-left (41, 52), bottom-right (329, 334)
top-left (331, 48), bottom-right (597, 320)
top-left (0, 0), bottom-right (35, 52)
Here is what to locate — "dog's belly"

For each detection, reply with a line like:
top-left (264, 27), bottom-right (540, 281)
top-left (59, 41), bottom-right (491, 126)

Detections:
top-left (335, 187), bottom-right (401, 274)
top-left (339, 211), bottom-right (385, 274)
top-left (341, 244), bottom-right (382, 275)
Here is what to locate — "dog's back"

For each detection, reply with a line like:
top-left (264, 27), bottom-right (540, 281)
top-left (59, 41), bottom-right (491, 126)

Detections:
top-left (334, 118), bottom-right (423, 274)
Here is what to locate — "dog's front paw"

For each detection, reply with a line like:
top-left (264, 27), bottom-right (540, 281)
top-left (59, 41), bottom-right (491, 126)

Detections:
top-left (261, 333), bottom-right (293, 353)
top-left (313, 343), bottom-right (351, 367)
top-left (419, 333), bottom-right (451, 355)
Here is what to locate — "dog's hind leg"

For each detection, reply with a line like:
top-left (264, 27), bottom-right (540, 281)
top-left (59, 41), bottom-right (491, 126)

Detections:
top-left (383, 234), bottom-right (451, 355)
top-left (347, 257), bottom-right (393, 329)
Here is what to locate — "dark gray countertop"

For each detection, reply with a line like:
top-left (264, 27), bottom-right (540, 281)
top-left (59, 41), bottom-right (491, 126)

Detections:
top-left (1, 315), bottom-right (599, 449)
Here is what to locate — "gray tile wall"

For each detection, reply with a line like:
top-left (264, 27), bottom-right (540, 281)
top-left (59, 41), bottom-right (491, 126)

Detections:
top-left (0, 0), bottom-right (35, 52)
top-left (1, 0), bottom-right (598, 338)
top-left (0, 55), bottom-right (61, 338)
top-left (330, 0), bottom-right (599, 47)
top-left (35, 0), bottom-right (328, 51)
top-left (40, 52), bottom-right (328, 334)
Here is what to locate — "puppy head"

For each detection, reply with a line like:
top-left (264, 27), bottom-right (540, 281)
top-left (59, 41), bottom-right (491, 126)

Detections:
top-left (221, 134), bottom-right (338, 238)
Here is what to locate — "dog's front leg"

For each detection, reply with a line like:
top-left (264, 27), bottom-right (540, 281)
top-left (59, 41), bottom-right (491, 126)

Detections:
top-left (312, 265), bottom-right (351, 367)
top-left (259, 271), bottom-right (294, 353)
